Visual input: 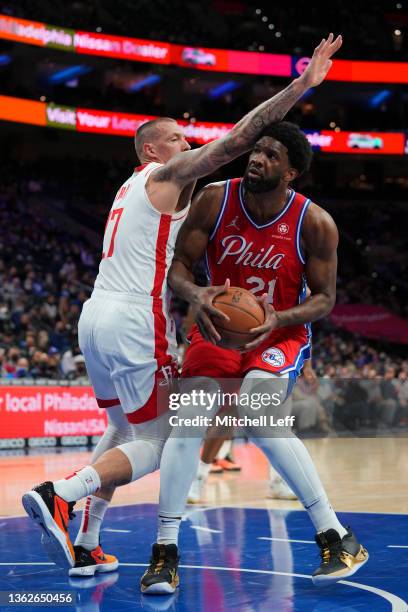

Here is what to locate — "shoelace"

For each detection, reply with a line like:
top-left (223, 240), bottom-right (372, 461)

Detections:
top-left (148, 554), bottom-right (175, 575)
top-left (320, 541), bottom-right (343, 564)
top-left (148, 559), bottom-right (163, 574)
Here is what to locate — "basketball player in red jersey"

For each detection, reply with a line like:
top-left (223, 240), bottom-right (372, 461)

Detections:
top-left (143, 121), bottom-right (368, 593)
top-left (21, 35), bottom-right (343, 581)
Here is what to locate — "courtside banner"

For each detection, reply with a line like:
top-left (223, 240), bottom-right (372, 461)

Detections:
top-left (319, 130), bottom-right (406, 155)
top-left (75, 31), bottom-right (170, 63)
top-left (330, 305), bottom-right (408, 344)
top-left (0, 94), bottom-right (46, 127)
top-left (0, 386), bottom-right (108, 438)
top-left (0, 95), bottom-right (234, 144)
top-left (0, 95), bottom-right (405, 152)
top-left (172, 44), bottom-right (291, 76)
top-left (0, 14), bottom-right (169, 61)
top-left (3, 13), bottom-right (408, 83)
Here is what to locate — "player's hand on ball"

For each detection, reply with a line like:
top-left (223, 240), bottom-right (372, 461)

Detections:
top-left (242, 294), bottom-right (278, 351)
top-left (299, 32), bottom-right (342, 88)
top-left (191, 278), bottom-right (231, 344)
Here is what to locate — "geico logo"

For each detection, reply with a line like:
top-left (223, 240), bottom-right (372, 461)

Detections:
top-left (61, 436), bottom-right (88, 446)
top-left (0, 438), bottom-right (25, 448)
top-left (28, 437), bottom-right (57, 447)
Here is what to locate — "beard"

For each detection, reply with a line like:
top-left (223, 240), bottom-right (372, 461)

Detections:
top-left (243, 172), bottom-right (281, 193)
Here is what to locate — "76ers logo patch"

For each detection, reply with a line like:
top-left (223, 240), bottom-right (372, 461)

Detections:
top-left (262, 347), bottom-right (286, 368)
top-left (278, 222), bottom-right (289, 235)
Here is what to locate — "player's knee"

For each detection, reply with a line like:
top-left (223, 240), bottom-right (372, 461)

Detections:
top-left (240, 372), bottom-right (289, 412)
top-left (237, 371), bottom-right (294, 437)
top-left (166, 437), bottom-right (202, 456)
top-left (118, 438), bottom-right (163, 481)
top-left (174, 377), bottom-right (222, 427)
top-left (109, 423), bottom-right (135, 447)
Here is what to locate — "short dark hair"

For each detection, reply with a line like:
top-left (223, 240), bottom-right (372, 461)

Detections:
top-left (258, 121), bottom-right (313, 176)
top-left (134, 117), bottom-right (176, 158)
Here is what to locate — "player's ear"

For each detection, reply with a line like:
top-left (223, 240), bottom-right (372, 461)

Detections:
top-left (285, 167), bottom-right (299, 182)
top-left (144, 142), bottom-right (156, 159)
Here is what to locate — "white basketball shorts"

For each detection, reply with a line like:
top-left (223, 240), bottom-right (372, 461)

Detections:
top-left (78, 289), bottom-right (178, 424)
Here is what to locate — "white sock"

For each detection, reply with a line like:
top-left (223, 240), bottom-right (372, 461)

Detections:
top-left (197, 460), bottom-right (211, 479)
top-left (258, 437), bottom-right (348, 538)
top-left (157, 514), bottom-right (182, 546)
top-left (54, 466), bottom-right (101, 502)
top-left (305, 497), bottom-right (348, 538)
top-left (75, 496), bottom-right (109, 550)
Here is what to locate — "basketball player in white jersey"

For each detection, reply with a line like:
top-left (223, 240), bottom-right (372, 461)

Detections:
top-left (22, 34), bottom-right (342, 579)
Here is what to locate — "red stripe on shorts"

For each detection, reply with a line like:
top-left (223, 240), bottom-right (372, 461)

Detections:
top-left (96, 398), bottom-right (121, 408)
top-left (127, 215), bottom-right (173, 425)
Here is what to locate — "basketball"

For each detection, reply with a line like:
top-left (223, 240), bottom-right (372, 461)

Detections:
top-left (213, 286), bottom-right (265, 349)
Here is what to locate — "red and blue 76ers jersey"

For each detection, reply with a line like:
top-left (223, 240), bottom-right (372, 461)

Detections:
top-left (205, 178), bottom-right (312, 349)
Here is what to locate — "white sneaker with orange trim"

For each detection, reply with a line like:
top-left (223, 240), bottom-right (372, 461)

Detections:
top-left (187, 473), bottom-right (208, 504)
top-left (69, 545), bottom-right (119, 576)
top-left (268, 475), bottom-right (297, 500)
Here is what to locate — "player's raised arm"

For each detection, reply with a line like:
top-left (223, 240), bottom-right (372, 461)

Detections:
top-left (153, 34), bottom-right (342, 187)
top-left (168, 184), bottom-right (231, 344)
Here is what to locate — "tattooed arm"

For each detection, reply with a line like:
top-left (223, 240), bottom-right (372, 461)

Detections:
top-left (152, 33), bottom-right (342, 190)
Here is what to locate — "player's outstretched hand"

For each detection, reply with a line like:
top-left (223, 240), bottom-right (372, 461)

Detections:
top-left (191, 278), bottom-right (230, 345)
top-left (300, 33), bottom-right (342, 88)
top-left (242, 294), bottom-right (278, 352)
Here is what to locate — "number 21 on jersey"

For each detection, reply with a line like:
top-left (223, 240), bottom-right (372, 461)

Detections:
top-left (246, 276), bottom-right (277, 303)
top-left (102, 208), bottom-right (123, 259)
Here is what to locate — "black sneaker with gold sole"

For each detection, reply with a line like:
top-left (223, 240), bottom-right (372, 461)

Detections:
top-left (313, 527), bottom-right (369, 585)
top-left (140, 543), bottom-right (179, 595)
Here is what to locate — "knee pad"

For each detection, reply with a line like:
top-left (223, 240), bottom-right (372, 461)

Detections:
top-left (118, 437), bottom-right (165, 481)
top-left (91, 406), bottom-right (135, 462)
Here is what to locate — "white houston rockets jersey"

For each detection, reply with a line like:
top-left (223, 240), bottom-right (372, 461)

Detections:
top-left (94, 162), bottom-right (190, 299)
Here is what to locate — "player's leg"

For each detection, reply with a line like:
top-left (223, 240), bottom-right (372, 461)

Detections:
top-left (22, 300), bottom-right (126, 570)
top-left (70, 404), bottom-right (136, 576)
top-left (267, 393), bottom-right (297, 500)
top-left (140, 331), bottom-right (241, 594)
top-left (239, 368), bottom-right (368, 584)
top-left (140, 376), bottom-right (223, 594)
top-left (65, 330), bottom-right (136, 575)
top-left (23, 293), bottom-right (177, 570)
top-left (187, 407), bottom-right (235, 503)
top-left (23, 396), bottom-right (170, 571)
top-left (22, 414), bottom-right (167, 569)
top-left (268, 466), bottom-right (297, 500)
top-left (213, 438), bottom-right (241, 471)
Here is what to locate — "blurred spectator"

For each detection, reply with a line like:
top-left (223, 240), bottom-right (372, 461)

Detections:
top-left (378, 366), bottom-right (399, 427)
top-left (292, 376), bottom-right (330, 434)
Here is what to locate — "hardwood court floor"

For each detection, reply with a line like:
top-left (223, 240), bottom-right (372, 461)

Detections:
top-left (1, 437), bottom-right (407, 517)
